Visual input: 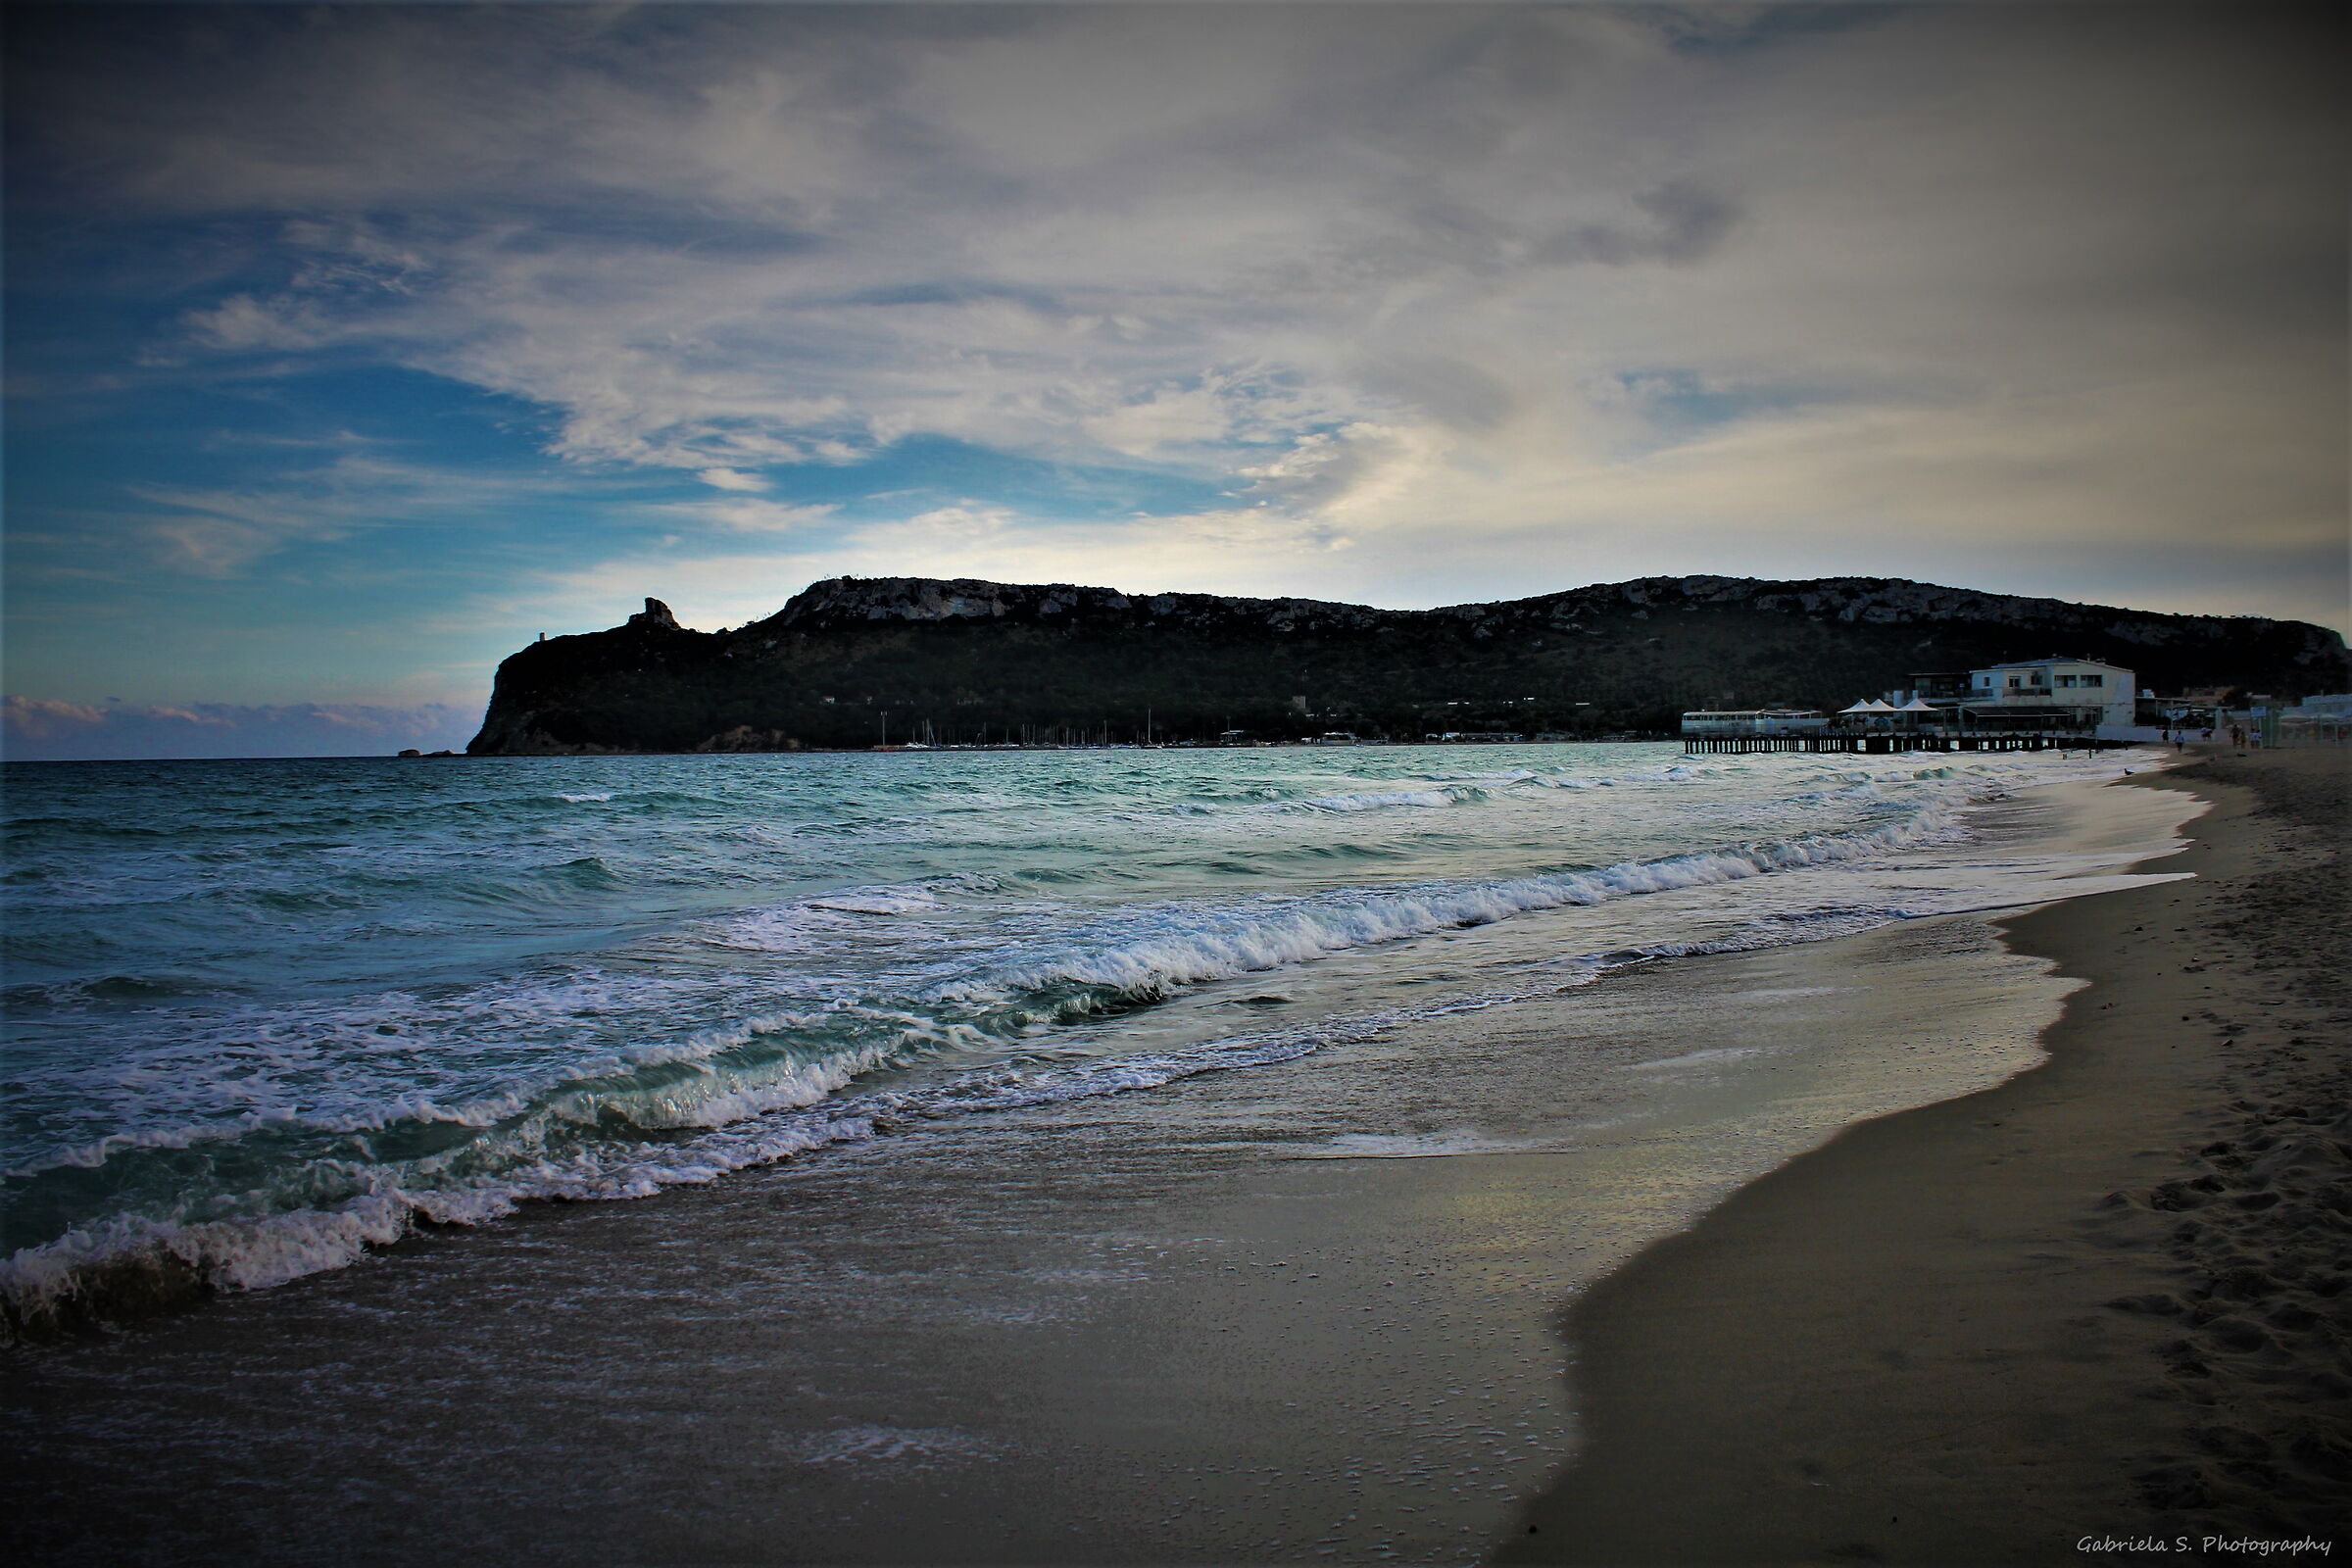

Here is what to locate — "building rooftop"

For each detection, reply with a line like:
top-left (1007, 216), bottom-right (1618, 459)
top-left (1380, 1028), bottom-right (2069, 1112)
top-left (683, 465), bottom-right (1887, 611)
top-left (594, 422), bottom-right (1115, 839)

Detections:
top-left (1976, 655), bottom-right (2132, 672)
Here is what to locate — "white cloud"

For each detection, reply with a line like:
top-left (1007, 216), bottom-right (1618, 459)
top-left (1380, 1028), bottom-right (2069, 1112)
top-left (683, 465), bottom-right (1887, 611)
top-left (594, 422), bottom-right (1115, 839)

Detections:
top-left (114, 452), bottom-right (646, 577)
top-left (661, 497), bottom-right (841, 534)
top-left (183, 293), bottom-right (346, 353)
top-left (126, 483), bottom-right (352, 576)
top-left (696, 467), bottom-right (768, 492)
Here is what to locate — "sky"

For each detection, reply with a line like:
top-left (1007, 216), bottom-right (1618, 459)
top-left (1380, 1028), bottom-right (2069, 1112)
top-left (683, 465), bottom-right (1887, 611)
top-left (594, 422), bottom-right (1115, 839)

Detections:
top-left (4, 2), bottom-right (2345, 759)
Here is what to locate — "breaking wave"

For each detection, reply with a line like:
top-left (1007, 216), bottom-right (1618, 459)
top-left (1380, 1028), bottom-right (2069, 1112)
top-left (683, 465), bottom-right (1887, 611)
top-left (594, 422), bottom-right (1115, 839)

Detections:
top-left (1, 744), bottom-right (2164, 1336)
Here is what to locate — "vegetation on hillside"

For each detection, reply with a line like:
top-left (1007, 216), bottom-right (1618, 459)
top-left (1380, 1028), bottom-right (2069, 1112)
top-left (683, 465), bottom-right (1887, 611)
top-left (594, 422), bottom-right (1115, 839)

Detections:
top-left (467, 575), bottom-right (2351, 754)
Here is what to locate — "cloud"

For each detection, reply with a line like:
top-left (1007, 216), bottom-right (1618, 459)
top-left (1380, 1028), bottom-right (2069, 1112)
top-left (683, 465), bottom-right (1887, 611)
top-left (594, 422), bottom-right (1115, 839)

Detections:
top-left (1, 697), bottom-right (480, 760)
top-left (125, 483), bottom-right (352, 575)
top-left (32, 7), bottom-right (1745, 493)
top-left (696, 467), bottom-right (768, 492)
top-left (1533, 180), bottom-right (1742, 268)
top-left (489, 501), bottom-right (1367, 638)
top-left (659, 497), bottom-right (841, 534)
top-left (8, 1), bottom-right (2345, 645)
top-left (182, 292), bottom-right (349, 353)
top-left (111, 451), bottom-right (665, 577)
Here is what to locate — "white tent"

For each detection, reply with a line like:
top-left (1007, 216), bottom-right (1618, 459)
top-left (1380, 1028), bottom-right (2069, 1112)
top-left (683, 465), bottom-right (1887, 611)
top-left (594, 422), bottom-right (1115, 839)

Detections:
top-left (1895, 699), bottom-right (1937, 712)
top-left (1840, 698), bottom-right (1897, 715)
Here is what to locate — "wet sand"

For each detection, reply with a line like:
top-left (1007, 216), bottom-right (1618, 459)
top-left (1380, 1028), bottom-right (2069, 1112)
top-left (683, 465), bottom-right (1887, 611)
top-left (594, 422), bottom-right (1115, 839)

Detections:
top-left (1500, 746), bottom-right (2350, 1564)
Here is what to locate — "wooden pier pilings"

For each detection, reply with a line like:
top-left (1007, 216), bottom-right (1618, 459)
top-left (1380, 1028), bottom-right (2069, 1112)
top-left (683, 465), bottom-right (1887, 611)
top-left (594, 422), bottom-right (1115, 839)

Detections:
top-left (1683, 732), bottom-right (2130, 756)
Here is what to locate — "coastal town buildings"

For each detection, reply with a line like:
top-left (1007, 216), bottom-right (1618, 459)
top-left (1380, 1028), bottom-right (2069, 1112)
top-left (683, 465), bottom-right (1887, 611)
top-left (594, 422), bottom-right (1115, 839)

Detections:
top-left (1956, 657), bottom-right (2137, 731)
top-left (1685, 657), bottom-right (2144, 743)
top-left (1876, 658), bottom-right (2139, 733)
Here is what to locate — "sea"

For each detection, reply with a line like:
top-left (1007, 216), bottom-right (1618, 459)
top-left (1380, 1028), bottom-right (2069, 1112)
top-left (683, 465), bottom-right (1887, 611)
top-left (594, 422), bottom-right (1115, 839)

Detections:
top-left (2, 741), bottom-right (2192, 1320)
top-left (2, 742), bottom-right (2200, 1561)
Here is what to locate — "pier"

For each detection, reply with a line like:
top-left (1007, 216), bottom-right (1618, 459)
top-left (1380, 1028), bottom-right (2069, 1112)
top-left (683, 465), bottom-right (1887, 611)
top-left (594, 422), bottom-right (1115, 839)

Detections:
top-left (1684, 732), bottom-right (2132, 756)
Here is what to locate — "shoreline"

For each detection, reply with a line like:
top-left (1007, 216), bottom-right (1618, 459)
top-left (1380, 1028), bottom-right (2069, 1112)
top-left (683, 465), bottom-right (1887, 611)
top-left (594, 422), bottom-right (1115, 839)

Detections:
top-left (0, 746), bottom-right (2154, 1344)
top-left (2, 752), bottom-right (2249, 1564)
top-left (1499, 745), bottom-right (2349, 1563)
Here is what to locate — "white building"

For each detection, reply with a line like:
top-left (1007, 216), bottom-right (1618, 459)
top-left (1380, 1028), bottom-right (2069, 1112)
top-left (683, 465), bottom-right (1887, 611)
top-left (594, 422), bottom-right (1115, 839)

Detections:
top-left (1680, 709), bottom-right (1830, 737)
top-left (1962, 658), bottom-right (2136, 732)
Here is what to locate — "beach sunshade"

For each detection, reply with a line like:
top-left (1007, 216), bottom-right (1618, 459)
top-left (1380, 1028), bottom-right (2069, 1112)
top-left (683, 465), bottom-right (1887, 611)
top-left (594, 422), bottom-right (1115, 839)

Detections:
top-left (1839, 699), bottom-right (1881, 713)
top-left (1896, 699), bottom-right (1937, 711)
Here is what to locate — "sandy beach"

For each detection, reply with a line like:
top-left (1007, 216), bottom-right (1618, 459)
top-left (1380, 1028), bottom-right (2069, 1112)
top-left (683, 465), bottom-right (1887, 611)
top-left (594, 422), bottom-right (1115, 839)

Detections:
top-left (1501, 744), bottom-right (2350, 1564)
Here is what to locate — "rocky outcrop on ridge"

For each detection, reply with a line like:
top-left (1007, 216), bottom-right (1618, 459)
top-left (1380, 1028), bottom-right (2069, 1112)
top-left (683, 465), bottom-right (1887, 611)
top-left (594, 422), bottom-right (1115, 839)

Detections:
top-left (466, 576), bottom-right (2350, 755)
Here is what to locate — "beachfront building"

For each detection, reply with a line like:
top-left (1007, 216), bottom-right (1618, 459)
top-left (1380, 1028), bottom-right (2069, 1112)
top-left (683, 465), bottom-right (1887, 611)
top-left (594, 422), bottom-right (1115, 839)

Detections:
top-left (2279, 694), bottom-right (2352, 744)
top-left (1679, 709), bottom-right (1830, 738)
top-left (2288, 693), bottom-right (2352, 721)
top-left (1956, 657), bottom-right (2137, 734)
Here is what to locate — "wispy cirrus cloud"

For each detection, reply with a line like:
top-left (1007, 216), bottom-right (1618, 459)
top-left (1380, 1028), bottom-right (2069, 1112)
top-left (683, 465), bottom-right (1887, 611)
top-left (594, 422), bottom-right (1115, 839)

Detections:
top-left (657, 497), bottom-right (842, 535)
top-left (97, 445), bottom-right (685, 579)
top-left (126, 482), bottom-right (356, 576)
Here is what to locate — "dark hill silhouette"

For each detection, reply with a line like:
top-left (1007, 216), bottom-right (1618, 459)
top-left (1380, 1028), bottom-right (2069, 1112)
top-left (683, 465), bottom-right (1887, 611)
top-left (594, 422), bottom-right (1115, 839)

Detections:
top-left (466, 574), bottom-right (2349, 753)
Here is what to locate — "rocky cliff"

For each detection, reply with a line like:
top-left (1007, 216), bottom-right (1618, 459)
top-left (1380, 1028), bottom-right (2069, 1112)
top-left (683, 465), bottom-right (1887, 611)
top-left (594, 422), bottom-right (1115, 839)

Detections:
top-left (466, 574), bottom-right (2351, 754)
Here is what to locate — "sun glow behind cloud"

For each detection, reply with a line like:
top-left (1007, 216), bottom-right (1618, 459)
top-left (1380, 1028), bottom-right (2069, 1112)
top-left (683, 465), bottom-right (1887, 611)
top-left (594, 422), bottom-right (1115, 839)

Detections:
top-left (3, 3), bottom-right (2344, 756)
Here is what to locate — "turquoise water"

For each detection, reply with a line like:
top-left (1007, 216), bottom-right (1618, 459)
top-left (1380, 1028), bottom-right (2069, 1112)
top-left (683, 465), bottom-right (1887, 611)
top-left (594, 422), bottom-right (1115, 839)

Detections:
top-left (1, 743), bottom-right (2155, 1318)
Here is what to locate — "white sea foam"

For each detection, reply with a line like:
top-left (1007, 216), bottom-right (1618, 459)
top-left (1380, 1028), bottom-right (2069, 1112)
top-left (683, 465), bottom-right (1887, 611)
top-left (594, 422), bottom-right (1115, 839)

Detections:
top-left (709, 880), bottom-right (977, 954)
top-left (1303, 1129), bottom-right (1556, 1159)
top-left (806, 890), bottom-right (943, 915)
top-left (797, 1426), bottom-right (996, 1467)
top-left (953, 797), bottom-right (1974, 1007)
top-left (2, 745), bottom-right (2175, 1329)
top-left (0, 1003), bottom-right (1406, 1324)
top-left (8, 959), bottom-right (1591, 1324)
top-left (1296, 785), bottom-right (1487, 812)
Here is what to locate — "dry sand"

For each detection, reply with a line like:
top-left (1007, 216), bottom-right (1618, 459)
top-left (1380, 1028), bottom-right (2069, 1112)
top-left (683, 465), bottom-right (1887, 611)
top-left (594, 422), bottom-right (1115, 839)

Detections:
top-left (1499, 745), bottom-right (2350, 1565)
